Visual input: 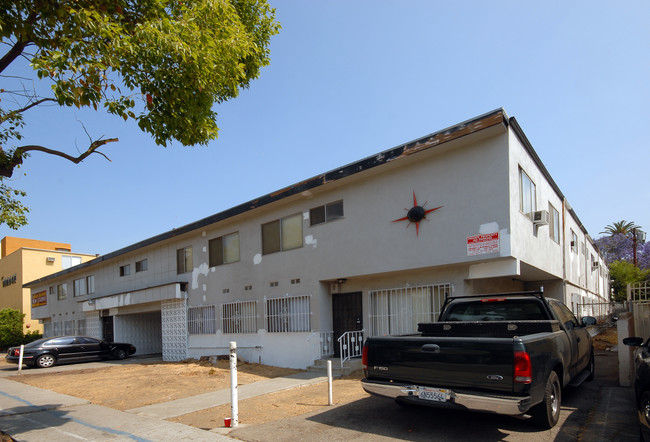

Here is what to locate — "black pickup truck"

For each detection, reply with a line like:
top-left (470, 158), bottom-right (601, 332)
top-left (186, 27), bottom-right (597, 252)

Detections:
top-left (361, 290), bottom-right (597, 428)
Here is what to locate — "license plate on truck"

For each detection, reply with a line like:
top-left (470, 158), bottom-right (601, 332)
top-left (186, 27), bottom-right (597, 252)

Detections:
top-left (417, 387), bottom-right (449, 402)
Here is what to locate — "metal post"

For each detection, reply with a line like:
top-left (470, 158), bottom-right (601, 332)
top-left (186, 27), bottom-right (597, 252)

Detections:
top-left (327, 360), bottom-right (333, 405)
top-left (18, 345), bottom-right (24, 373)
top-left (230, 341), bottom-right (238, 428)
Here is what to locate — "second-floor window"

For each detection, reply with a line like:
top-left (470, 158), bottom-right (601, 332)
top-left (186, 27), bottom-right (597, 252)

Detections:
top-left (571, 230), bottom-right (578, 254)
top-left (209, 232), bottom-right (240, 267)
top-left (549, 203), bottom-right (560, 243)
top-left (87, 275), bottom-right (95, 294)
top-left (519, 168), bottom-right (536, 218)
top-left (73, 278), bottom-right (86, 297)
top-left (74, 275), bottom-right (96, 296)
top-left (57, 283), bottom-right (67, 300)
top-left (310, 200), bottom-right (344, 226)
top-left (120, 264), bottom-right (131, 277)
top-left (136, 259), bottom-right (148, 272)
top-left (177, 247), bottom-right (193, 274)
top-left (262, 213), bottom-right (303, 255)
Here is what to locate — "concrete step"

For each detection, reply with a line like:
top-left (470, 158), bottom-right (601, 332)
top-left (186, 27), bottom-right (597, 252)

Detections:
top-left (306, 357), bottom-right (363, 377)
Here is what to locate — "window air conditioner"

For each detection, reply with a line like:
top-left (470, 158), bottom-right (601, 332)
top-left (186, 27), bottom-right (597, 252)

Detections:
top-left (532, 210), bottom-right (550, 226)
top-left (46, 257), bottom-right (56, 263)
top-left (591, 261), bottom-right (599, 271)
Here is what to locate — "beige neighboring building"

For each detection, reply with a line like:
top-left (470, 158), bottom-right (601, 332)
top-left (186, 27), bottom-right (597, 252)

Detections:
top-left (0, 237), bottom-right (96, 333)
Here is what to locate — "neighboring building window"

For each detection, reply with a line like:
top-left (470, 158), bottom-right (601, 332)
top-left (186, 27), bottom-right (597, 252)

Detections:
top-left (549, 203), bottom-right (560, 243)
top-left (262, 213), bottom-right (303, 255)
top-left (187, 305), bottom-right (216, 335)
top-left (62, 255), bottom-right (82, 269)
top-left (571, 230), bottom-right (578, 254)
top-left (265, 295), bottom-right (311, 332)
top-left (120, 264), bottom-right (131, 277)
top-left (519, 168), bottom-right (536, 217)
top-left (73, 278), bottom-right (87, 297)
top-left (222, 300), bottom-right (257, 334)
top-left (368, 284), bottom-right (451, 337)
top-left (209, 232), bottom-right (240, 267)
top-left (136, 259), bottom-right (148, 272)
top-left (86, 275), bottom-right (95, 294)
top-left (57, 283), bottom-right (67, 301)
top-left (310, 200), bottom-right (344, 226)
top-left (177, 247), bottom-right (193, 274)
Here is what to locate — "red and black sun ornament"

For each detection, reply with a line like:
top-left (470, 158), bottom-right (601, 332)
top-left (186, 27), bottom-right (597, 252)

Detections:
top-left (392, 191), bottom-right (443, 236)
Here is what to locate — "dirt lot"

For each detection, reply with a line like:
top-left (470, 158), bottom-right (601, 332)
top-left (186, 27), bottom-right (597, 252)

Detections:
top-left (2, 326), bottom-right (618, 433)
top-left (4, 357), bottom-right (368, 430)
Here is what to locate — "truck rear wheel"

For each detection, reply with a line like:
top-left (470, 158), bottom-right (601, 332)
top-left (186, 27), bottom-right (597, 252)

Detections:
top-left (530, 371), bottom-right (561, 428)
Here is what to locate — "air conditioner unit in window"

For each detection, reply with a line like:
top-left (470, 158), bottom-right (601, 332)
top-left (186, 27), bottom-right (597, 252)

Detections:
top-left (46, 257), bottom-right (56, 263)
top-left (533, 210), bottom-right (549, 226)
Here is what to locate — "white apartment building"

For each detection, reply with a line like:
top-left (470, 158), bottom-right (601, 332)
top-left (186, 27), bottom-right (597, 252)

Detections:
top-left (26, 109), bottom-right (609, 368)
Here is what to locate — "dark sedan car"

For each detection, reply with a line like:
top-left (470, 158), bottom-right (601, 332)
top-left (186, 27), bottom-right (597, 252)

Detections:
top-left (6, 336), bottom-right (136, 368)
top-left (624, 336), bottom-right (650, 441)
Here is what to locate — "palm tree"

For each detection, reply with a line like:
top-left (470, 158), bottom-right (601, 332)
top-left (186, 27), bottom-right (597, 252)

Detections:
top-left (600, 220), bottom-right (641, 236)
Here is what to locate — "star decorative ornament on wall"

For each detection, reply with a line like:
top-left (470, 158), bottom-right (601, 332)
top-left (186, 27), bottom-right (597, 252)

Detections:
top-left (392, 191), bottom-right (443, 236)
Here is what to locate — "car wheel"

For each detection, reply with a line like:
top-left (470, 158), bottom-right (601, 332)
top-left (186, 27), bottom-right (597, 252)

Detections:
top-left (113, 349), bottom-right (127, 360)
top-left (35, 354), bottom-right (56, 368)
top-left (640, 391), bottom-right (650, 441)
top-left (586, 350), bottom-right (595, 382)
top-left (530, 371), bottom-right (561, 429)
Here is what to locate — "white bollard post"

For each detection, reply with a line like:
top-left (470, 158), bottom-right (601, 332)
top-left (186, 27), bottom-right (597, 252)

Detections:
top-left (18, 344), bottom-right (24, 373)
top-left (327, 360), bottom-right (333, 405)
top-left (230, 341), bottom-right (239, 428)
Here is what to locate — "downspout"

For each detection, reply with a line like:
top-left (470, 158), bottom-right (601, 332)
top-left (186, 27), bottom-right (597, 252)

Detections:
top-left (562, 198), bottom-right (568, 304)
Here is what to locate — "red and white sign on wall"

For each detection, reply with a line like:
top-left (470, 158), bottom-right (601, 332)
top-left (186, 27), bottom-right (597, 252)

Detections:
top-left (32, 290), bottom-right (47, 308)
top-left (467, 232), bottom-right (499, 256)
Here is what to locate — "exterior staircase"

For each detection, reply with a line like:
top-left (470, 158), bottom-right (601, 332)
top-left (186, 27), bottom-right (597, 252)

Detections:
top-left (306, 357), bottom-right (363, 378)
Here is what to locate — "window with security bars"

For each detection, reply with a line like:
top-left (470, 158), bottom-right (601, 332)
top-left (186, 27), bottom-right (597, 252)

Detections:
top-left (369, 284), bottom-right (451, 336)
top-left (222, 300), bottom-right (257, 334)
top-left (265, 295), bottom-right (311, 333)
top-left (187, 305), bottom-right (217, 335)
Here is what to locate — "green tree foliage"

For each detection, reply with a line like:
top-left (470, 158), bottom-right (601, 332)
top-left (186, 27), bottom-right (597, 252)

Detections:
top-left (600, 220), bottom-right (640, 236)
top-left (609, 260), bottom-right (650, 301)
top-left (0, 308), bottom-right (24, 349)
top-left (0, 0), bottom-right (280, 228)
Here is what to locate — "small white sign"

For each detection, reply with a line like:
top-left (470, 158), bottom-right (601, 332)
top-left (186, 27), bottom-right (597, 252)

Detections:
top-left (467, 232), bottom-right (499, 256)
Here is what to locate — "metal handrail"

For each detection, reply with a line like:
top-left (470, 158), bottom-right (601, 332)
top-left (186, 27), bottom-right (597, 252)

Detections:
top-left (337, 330), bottom-right (364, 368)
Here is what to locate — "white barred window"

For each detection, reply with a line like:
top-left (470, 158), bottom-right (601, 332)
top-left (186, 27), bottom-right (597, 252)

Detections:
top-left (188, 305), bottom-right (217, 335)
top-left (369, 284), bottom-right (451, 337)
top-left (222, 300), bottom-right (257, 334)
top-left (265, 295), bottom-right (311, 333)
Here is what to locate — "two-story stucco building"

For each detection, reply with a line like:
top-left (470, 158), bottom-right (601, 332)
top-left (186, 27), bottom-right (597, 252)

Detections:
top-left (25, 109), bottom-right (609, 368)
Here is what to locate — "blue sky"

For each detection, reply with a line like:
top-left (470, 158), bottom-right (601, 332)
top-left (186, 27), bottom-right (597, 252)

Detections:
top-left (3, 0), bottom-right (649, 255)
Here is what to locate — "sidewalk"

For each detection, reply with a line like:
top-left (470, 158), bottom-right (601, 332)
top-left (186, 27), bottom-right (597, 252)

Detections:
top-left (0, 370), bottom-right (328, 441)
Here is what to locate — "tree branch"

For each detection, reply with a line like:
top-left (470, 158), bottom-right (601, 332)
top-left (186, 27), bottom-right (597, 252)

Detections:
top-left (0, 138), bottom-right (118, 178)
top-left (0, 39), bottom-right (31, 74)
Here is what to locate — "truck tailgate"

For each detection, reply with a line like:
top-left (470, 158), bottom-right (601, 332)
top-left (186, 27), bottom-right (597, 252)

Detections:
top-left (365, 335), bottom-right (516, 392)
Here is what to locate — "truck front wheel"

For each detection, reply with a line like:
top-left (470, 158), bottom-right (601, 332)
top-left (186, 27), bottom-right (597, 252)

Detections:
top-left (530, 371), bottom-right (561, 428)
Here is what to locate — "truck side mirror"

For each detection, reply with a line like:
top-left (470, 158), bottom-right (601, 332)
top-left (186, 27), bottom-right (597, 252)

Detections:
top-left (581, 316), bottom-right (597, 326)
top-left (623, 337), bottom-right (645, 347)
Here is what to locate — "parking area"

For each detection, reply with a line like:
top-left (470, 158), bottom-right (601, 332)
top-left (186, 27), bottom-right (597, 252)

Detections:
top-left (0, 349), bottom-right (640, 441)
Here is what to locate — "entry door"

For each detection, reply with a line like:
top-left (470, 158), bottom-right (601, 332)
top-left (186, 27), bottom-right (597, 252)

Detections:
top-left (332, 291), bottom-right (362, 355)
top-left (102, 316), bottom-right (114, 342)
